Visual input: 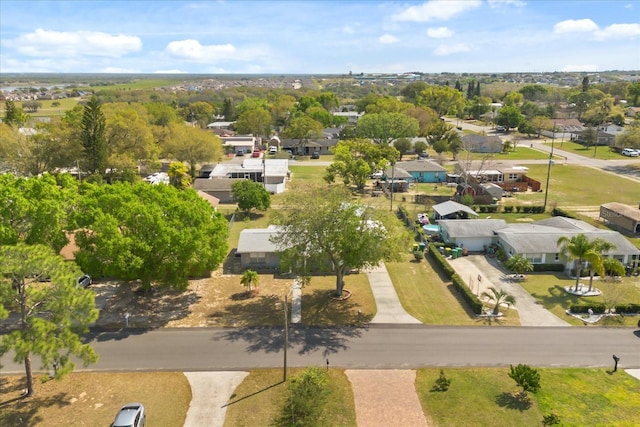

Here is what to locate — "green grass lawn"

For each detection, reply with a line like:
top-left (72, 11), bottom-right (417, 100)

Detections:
top-left (387, 253), bottom-right (520, 326)
top-left (289, 165), bottom-right (327, 181)
top-left (223, 368), bottom-right (356, 427)
top-left (462, 146), bottom-right (562, 161)
top-left (542, 140), bottom-right (632, 160)
top-left (416, 368), bottom-right (640, 426)
top-left (520, 273), bottom-right (640, 327)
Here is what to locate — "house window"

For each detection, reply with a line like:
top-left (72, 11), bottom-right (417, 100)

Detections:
top-left (508, 173), bottom-right (518, 181)
top-left (526, 253), bottom-right (542, 264)
top-left (555, 253), bottom-right (559, 261)
top-left (249, 252), bottom-right (266, 264)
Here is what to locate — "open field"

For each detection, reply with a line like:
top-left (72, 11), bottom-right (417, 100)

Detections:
top-left (0, 372), bottom-right (190, 427)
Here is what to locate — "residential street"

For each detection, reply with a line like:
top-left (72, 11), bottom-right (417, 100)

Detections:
top-left (2, 326), bottom-right (638, 374)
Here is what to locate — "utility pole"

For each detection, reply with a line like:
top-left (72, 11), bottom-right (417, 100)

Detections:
top-left (543, 131), bottom-right (555, 212)
top-left (283, 294), bottom-right (288, 382)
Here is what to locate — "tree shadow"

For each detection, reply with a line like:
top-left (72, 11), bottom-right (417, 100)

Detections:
top-left (222, 249), bottom-right (244, 275)
top-left (221, 380), bottom-right (284, 408)
top-left (301, 289), bottom-right (374, 326)
top-left (220, 325), bottom-right (365, 358)
top-left (0, 388), bottom-right (69, 426)
top-left (495, 391), bottom-right (532, 411)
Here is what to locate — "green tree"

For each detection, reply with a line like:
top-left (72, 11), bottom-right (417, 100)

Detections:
top-left (416, 85), bottom-right (465, 116)
top-left (400, 81), bottom-right (429, 103)
top-left (585, 239), bottom-right (615, 293)
top-left (3, 100), bottom-right (28, 127)
top-left (519, 84), bottom-right (548, 102)
top-left (602, 257), bottom-right (625, 278)
top-left (145, 102), bottom-right (180, 127)
top-left (80, 95), bottom-right (107, 175)
top-left (0, 173), bottom-right (76, 252)
top-left (393, 137), bottom-right (412, 160)
top-left (182, 101), bottom-right (215, 128)
top-left (517, 120), bottom-right (537, 138)
top-left (275, 367), bottom-right (329, 427)
top-left (509, 364), bottom-right (540, 397)
top-left (271, 184), bottom-right (409, 296)
top-left (480, 286), bottom-right (516, 315)
top-left (496, 105), bottom-right (524, 131)
top-left (503, 91), bottom-right (524, 107)
top-left (628, 81), bottom-right (640, 106)
top-left (234, 108), bottom-right (272, 138)
top-left (221, 97), bottom-right (235, 120)
top-left (281, 116), bottom-right (323, 154)
top-left (425, 121), bottom-right (461, 158)
top-left (231, 180), bottom-right (271, 214)
top-left (324, 138), bottom-right (398, 191)
top-left (167, 161), bottom-right (192, 189)
top-left (557, 233), bottom-right (607, 292)
top-left (466, 96), bottom-right (491, 120)
top-left (504, 254), bottom-right (533, 275)
top-left (0, 244), bottom-right (99, 396)
top-left (356, 112), bottom-right (419, 145)
top-left (73, 182), bottom-right (228, 291)
top-left (240, 269), bottom-right (259, 294)
top-left (613, 119), bottom-right (640, 149)
top-left (159, 122), bottom-right (223, 177)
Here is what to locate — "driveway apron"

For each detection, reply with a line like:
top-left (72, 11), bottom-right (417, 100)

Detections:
top-left (366, 263), bottom-right (422, 324)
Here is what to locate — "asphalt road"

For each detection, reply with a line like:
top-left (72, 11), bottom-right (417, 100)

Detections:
top-left (2, 326), bottom-right (638, 374)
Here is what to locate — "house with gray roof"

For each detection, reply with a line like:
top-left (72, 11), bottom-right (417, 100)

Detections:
top-left (193, 178), bottom-right (240, 203)
top-left (236, 226), bottom-right (285, 268)
top-left (600, 202), bottom-right (640, 235)
top-left (432, 200), bottom-right (479, 221)
top-left (393, 159), bottom-right (447, 183)
top-left (438, 219), bottom-right (507, 251)
top-left (461, 134), bottom-right (503, 153)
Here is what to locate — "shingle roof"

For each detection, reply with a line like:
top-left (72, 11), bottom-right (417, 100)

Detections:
top-left (193, 178), bottom-right (239, 191)
top-left (439, 219), bottom-right (507, 237)
top-left (236, 226), bottom-right (284, 254)
top-left (395, 159), bottom-right (447, 173)
top-left (601, 202), bottom-right (640, 222)
top-left (433, 200), bottom-right (479, 217)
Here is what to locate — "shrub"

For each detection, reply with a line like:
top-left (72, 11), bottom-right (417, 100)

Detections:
top-left (452, 273), bottom-right (483, 314)
top-left (276, 367), bottom-right (329, 427)
top-left (569, 303), bottom-right (607, 314)
top-left (432, 369), bottom-right (451, 392)
top-left (614, 303), bottom-right (640, 314)
top-left (543, 413), bottom-right (561, 425)
top-left (551, 207), bottom-right (576, 218)
top-left (532, 263), bottom-right (565, 272)
top-left (503, 205), bottom-right (514, 213)
top-left (509, 364), bottom-right (540, 395)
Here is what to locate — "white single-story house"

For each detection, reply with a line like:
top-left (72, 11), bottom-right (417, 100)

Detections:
top-left (208, 158), bottom-right (290, 194)
top-left (220, 135), bottom-right (258, 154)
top-left (236, 226), bottom-right (284, 268)
top-left (438, 217), bottom-right (640, 270)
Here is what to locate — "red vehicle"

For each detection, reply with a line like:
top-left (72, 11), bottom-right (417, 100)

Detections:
top-left (251, 148), bottom-right (261, 157)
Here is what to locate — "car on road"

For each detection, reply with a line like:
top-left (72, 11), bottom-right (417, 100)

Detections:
top-left (111, 403), bottom-right (146, 427)
top-left (251, 148), bottom-right (261, 158)
top-left (311, 151), bottom-right (320, 159)
top-left (77, 274), bottom-right (92, 288)
top-left (268, 146), bottom-right (278, 154)
top-left (496, 126), bottom-right (506, 132)
top-left (418, 151), bottom-right (429, 158)
top-left (622, 148), bottom-right (639, 157)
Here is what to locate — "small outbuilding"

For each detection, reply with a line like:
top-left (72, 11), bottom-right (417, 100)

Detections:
top-left (600, 202), bottom-right (640, 235)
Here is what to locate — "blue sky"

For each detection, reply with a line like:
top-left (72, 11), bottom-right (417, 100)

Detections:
top-left (1, 0), bottom-right (639, 74)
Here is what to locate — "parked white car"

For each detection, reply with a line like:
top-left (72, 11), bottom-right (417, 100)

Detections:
top-left (622, 148), bottom-right (639, 157)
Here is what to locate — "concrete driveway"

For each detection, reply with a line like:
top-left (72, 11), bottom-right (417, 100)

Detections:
top-left (448, 255), bottom-right (570, 327)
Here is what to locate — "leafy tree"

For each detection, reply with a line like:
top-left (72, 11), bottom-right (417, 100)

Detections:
top-left (400, 81), bottom-right (429, 103)
top-left (509, 364), bottom-right (540, 397)
top-left (231, 180), bottom-right (271, 214)
top-left (80, 95), bottom-right (108, 175)
top-left (517, 120), bottom-right (537, 138)
top-left (235, 97), bottom-right (270, 118)
top-left (425, 121), bottom-right (461, 158)
top-left (324, 138), bottom-right (398, 191)
top-left (519, 84), bottom-right (548, 102)
top-left (393, 137), bottom-right (412, 160)
top-left (356, 112), bottom-right (419, 145)
top-left (167, 161), bottom-right (192, 189)
top-left (234, 108), bottom-right (272, 137)
top-left (542, 413), bottom-right (561, 426)
top-left (221, 97), bottom-right (235, 120)
top-left (145, 102), bottom-right (180, 127)
top-left (602, 257), bottom-right (625, 278)
top-left (585, 239), bottom-right (615, 293)
top-left (496, 105), bottom-right (524, 131)
top-left (240, 269), bottom-right (259, 294)
top-left (0, 173), bottom-right (76, 252)
top-left (480, 286), bottom-right (516, 315)
top-left (73, 182), bottom-right (228, 291)
top-left (503, 91), bottom-right (524, 107)
top-left (466, 96), bottom-right (491, 120)
top-left (0, 244), bottom-right (99, 396)
top-left (22, 100), bottom-right (42, 113)
top-left (614, 120), bottom-right (640, 149)
top-left (405, 105), bottom-right (439, 136)
top-left (432, 369), bottom-right (451, 391)
top-left (275, 367), bottom-right (329, 427)
top-left (364, 96), bottom-right (413, 114)
top-left (306, 105), bottom-right (333, 127)
top-left (557, 233), bottom-right (607, 292)
top-left (271, 184), bottom-right (409, 296)
top-left (504, 254), bottom-right (533, 275)
top-left (182, 101), bottom-right (215, 128)
top-left (3, 100), bottom-right (28, 127)
top-left (316, 91), bottom-right (340, 111)
top-left (159, 122), bottom-right (223, 177)
top-left (413, 139), bottom-right (428, 154)
top-left (628, 81), bottom-right (640, 106)
top-left (416, 85), bottom-right (465, 116)
top-left (281, 115), bottom-right (323, 154)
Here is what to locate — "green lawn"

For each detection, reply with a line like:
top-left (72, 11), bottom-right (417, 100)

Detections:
top-left (462, 146), bottom-right (562, 161)
top-left (289, 165), bottom-right (327, 181)
top-left (520, 273), bottom-right (640, 327)
top-left (223, 369), bottom-right (357, 427)
top-left (542, 140), bottom-right (633, 160)
top-left (387, 253), bottom-right (520, 326)
top-left (416, 368), bottom-right (640, 426)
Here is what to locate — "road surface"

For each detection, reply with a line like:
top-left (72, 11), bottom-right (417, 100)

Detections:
top-left (2, 326), bottom-right (638, 374)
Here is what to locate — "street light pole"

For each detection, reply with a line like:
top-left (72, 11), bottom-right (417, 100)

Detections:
top-left (543, 131), bottom-right (555, 212)
top-left (283, 294), bottom-right (288, 382)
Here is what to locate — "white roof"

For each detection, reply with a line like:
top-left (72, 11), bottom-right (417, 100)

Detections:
top-left (237, 226), bottom-right (284, 254)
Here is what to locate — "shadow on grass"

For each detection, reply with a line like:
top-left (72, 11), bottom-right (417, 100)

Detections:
top-left (302, 289), bottom-right (374, 326)
top-left (495, 391), bottom-right (532, 411)
top-left (0, 388), bottom-right (69, 426)
top-left (222, 380), bottom-right (284, 408)
top-left (445, 284), bottom-right (482, 319)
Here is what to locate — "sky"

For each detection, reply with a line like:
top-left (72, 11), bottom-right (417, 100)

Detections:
top-left (1, 0), bottom-right (639, 75)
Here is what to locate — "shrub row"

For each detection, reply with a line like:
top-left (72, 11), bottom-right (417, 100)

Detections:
top-left (569, 304), bottom-right (606, 314)
top-left (428, 244), bottom-right (483, 314)
top-left (614, 304), bottom-right (640, 314)
top-left (551, 207), bottom-right (576, 219)
top-left (473, 205), bottom-right (546, 214)
top-left (532, 263), bottom-right (565, 272)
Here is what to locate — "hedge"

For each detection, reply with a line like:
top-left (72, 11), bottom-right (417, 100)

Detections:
top-left (614, 303), bottom-right (640, 314)
top-left (569, 303), bottom-right (607, 314)
top-left (532, 263), bottom-right (565, 272)
top-left (552, 207), bottom-right (576, 219)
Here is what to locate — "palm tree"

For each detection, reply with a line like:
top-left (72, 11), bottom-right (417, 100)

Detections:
top-left (557, 234), bottom-right (609, 292)
top-left (586, 239), bottom-right (616, 292)
top-left (504, 254), bottom-right (533, 276)
top-left (480, 286), bottom-right (516, 315)
top-left (240, 269), bottom-right (259, 295)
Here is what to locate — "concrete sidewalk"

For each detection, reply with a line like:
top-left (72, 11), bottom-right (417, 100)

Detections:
top-left (448, 255), bottom-right (570, 327)
top-left (367, 263), bottom-right (422, 324)
top-left (183, 371), bottom-right (248, 427)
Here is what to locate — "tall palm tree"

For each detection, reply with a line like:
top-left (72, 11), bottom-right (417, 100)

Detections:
top-left (240, 269), bottom-right (259, 294)
top-left (557, 234), bottom-right (609, 292)
top-left (480, 286), bottom-right (516, 315)
top-left (586, 239), bottom-right (616, 292)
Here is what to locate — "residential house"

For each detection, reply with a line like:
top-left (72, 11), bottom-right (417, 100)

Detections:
top-left (600, 202), bottom-right (640, 235)
top-left (236, 226), bottom-right (284, 269)
top-left (572, 129), bottom-right (615, 146)
top-left (438, 219), bottom-right (507, 252)
top-left (207, 158), bottom-right (290, 194)
top-left (461, 134), bottom-right (503, 153)
top-left (192, 178), bottom-right (240, 203)
top-left (393, 159), bottom-right (447, 183)
top-left (220, 135), bottom-right (258, 155)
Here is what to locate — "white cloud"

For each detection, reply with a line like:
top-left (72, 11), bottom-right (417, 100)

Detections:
top-left (393, 0), bottom-right (481, 22)
top-left (164, 39), bottom-right (236, 61)
top-left (379, 34), bottom-right (399, 44)
top-left (427, 27), bottom-right (453, 38)
top-left (553, 19), bottom-right (599, 34)
top-left (434, 43), bottom-right (471, 56)
top-left (624, 3), bottom-right (633, 9)
top-left (488, 0), bottom-right (526, 8)
top-left (594, 23), bottom-right (640, 40)
top-left (153, 69), bottom-right (189, 74)
top-left (343, 25), bottom-right (355, 34)
top-left (562, 63), bottom-right (598, 72)
top-left (6, 29), bottom-right (142, 58)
